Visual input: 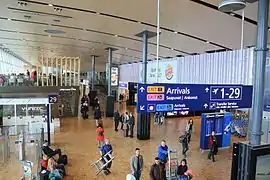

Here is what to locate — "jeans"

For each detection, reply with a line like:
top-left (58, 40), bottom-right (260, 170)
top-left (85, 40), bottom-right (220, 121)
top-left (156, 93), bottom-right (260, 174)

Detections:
top-left (182, 142), bottom-right (189, 157)
top-left (133, 170), bottom-right (142, 180)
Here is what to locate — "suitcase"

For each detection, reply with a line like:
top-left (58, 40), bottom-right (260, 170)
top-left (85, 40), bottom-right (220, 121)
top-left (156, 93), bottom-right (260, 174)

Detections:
top-left (58, 155), bottom-right (68, 165)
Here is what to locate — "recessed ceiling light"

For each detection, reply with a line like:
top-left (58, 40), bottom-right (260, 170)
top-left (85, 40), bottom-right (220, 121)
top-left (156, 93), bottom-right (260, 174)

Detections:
top-left (7, 18), bottom-right (11, 21)
top-left (174, 31), bottom-right (178, 34)
top-left (125, 48), bottom-right (128, 50)
top-left (96, 12), bottom-right (100, 15)
top-left (137, 21), bottom-right (141, 24)
top-left (114, 34), bottom-right (118, 37)
top-left (171, 48), bottom-right (174, 50)
top-left (48, 4), bottom-right (53, 7)
top-left (206, 41), bottom-right (210, 44)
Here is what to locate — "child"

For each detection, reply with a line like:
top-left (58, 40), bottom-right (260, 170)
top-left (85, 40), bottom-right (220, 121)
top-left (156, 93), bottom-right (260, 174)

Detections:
top-left (40, 155), bottom-right (48, 170)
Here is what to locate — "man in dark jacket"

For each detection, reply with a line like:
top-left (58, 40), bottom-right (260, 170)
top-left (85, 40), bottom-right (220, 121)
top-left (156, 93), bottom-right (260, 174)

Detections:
top-left (94, 106), bottom-right (102, 127)
top-left (128, 112), bottom-right (135, 138)
top-left (113, 110), bottom-right (120, 131)
top-left (150, 157), bottom-right (166, 180)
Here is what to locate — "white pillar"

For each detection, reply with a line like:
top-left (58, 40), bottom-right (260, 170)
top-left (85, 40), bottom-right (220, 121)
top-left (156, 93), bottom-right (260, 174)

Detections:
top-left (73, 58), bottom-right (76, 86)
top-left (65, 57), bottom-right (68, 86)
top-left (41, 56), bottom-right (44, 86)
top-left (60, 57), bottom-right (63, 86)
top-left (14, 104), bottom-right (17, 135)
top-left (46, 57), bottom-right (49, 86)
top-left (69, 58), bottom-right (72, 86)
top-left (36, 64), bottom-right (39, 86)
top-left (56, 57), bottom-right (58, 86)
top-left (78, 58), bottom-right (80, 85)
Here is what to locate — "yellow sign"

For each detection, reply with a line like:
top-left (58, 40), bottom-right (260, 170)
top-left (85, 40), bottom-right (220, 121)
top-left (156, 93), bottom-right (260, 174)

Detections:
top-left (147, 86), bottom-right (165, 93)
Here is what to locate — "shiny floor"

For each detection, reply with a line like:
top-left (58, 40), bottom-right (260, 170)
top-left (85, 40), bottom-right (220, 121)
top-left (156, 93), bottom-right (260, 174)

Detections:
top-left (1, 103), bottom-right (236, 180)
top-left (57, 104), bottom-right (234, 180)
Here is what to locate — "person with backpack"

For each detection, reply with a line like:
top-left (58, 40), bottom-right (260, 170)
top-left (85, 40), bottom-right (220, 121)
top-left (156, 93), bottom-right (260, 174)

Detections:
top-left (94, 106), bottom-right (102, 127)
top-left (179, 132), bottom-right (190, 158)
top-left (128, 112), bottom-right (135, 138)
top-left (96, 124), bottom-right (104, 148)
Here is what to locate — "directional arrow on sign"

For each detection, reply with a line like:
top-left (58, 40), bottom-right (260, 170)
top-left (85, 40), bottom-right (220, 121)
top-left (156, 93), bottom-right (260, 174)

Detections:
top-left (205, 87), bottom-right (209, 93)
top-left (139, 87), bottom-right (145, 92)
top-left (203, 103), bottom-right (208, 108)
top-left (140, 105), bottom-right (145, 110)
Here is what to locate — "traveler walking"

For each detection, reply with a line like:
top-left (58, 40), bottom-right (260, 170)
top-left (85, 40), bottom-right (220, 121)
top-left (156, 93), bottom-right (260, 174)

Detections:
top-left (208, 131), bottom-right (217, 162)
top-left (179, 132), bottom-right (189, 158)
top-left (123, 112), bottom-right (130, 137)
top-left (96, 124), bottom-right (104, 148)
top-left (186, 119), bottom-right (194, 143)
top-left (120, 113), bottom-right (124, 130)
top-left (113, 110), bottom-right (120, 131)
top-left (128, 112), bottom-right (135, 138)
top-left (100, 139), bottom-right (113, 174)
top-left (149, 157), bottom-right (166, 180)
top-left (157, 140), bottom-right (168, 164)
top-left (130, 148), bottom-right (144, 180)
top-left (94, 106), bottom-right (102, 127)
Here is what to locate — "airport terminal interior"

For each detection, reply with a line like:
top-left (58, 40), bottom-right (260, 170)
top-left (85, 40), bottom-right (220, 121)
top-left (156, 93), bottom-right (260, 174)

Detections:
top-left (1, 0), bottom-right (270, 180)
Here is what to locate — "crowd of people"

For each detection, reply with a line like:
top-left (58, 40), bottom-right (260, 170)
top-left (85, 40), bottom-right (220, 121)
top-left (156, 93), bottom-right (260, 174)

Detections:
top-left (80, 93), bottom-right (219, 180)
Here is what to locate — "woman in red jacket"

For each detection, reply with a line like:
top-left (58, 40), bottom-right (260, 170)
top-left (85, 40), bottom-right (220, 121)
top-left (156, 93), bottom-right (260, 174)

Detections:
top-left (96, 124), bottom-right (104, 148)
top-left (208, 131), bottom-right (217, 162)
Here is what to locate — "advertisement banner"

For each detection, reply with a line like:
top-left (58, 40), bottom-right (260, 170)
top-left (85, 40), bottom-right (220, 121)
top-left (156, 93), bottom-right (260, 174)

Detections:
top-left (139, 60), bottom-right (177, 83)
top-left (264, 53), bottom-right (270, 112)
top-left (111, 67), bottom-right (119, 86)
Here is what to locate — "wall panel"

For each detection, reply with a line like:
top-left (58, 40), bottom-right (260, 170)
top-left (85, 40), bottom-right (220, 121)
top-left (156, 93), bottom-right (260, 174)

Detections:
top-left (119, 48), bottom-right (254, 85)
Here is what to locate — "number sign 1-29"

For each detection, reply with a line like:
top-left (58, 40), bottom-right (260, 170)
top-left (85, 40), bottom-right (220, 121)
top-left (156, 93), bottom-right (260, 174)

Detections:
top-left (48, 95), bottom-right (59, 104)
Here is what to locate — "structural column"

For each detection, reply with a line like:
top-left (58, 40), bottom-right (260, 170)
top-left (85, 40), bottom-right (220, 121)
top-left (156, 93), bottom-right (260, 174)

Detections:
top-left (89, 55), bottom-right (98, 107)
top-left (250, 0), bottom-right (269, 145)
top-left (135, 30), bottom-right (157, 140)
top-left (91, 55), bottom-right (96, 90)
top-left (105, 47), bottom-right (117, 117)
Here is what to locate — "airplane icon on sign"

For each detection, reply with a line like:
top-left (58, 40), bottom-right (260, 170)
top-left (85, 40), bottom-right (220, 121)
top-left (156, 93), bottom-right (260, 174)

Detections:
top-left (212, 88), bottom-right (219, 94)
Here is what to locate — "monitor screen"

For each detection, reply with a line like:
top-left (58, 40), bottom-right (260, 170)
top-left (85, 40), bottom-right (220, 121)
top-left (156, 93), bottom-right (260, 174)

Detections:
top-left (256, 154), bottom-right (270, 180)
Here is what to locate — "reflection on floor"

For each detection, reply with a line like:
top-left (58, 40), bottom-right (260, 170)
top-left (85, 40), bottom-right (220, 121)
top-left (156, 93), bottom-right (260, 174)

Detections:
top-left (1, 103), bottom-right (236, 180)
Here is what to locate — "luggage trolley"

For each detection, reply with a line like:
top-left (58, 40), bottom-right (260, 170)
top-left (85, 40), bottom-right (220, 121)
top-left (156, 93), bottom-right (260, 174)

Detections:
top-left (166, 148), bottom-right (178, 180)
top-left (90, 150), bottom-right (114, 176)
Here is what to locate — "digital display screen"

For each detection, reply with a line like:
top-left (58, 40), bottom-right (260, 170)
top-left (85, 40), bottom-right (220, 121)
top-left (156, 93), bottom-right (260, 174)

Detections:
top-left (167, 111), bottom-right (177, 116)
top-left (256, 154), bottom-right (270, 180)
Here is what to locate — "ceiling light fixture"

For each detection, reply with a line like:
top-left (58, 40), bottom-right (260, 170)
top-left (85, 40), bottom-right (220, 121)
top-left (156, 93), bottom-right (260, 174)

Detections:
top-left (48, 4), bottom-right (53, 7)
top-left (171, 48), bottom-right (174, 50)
top-left (96, 12), bottom-right (100, 15)
top-left (7, 18), bottom-right (11, 21)
top-left (174, 31), bottom-right (178, 34)
top-left (114, 34), bottom-right (118, 37)
top-left (218, 0), bottom-right (246, 13)
top-left (206, 41), bottom-right (210, 44)
top-left (137, 21), bottom-right (141, 24)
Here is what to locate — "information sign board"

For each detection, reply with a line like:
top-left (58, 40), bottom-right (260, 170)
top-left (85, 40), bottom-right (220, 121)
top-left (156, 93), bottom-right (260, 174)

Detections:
top-left (136, 83), bottom-right (253, 113)
top-left (48, 94), bottom-right (59, 104)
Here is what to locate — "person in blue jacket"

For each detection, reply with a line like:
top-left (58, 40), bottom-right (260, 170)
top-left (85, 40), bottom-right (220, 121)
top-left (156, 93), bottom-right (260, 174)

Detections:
top-left (157, 140), bottom-right (168, 163)
top-left (100, 139), bottom-right (113, 174)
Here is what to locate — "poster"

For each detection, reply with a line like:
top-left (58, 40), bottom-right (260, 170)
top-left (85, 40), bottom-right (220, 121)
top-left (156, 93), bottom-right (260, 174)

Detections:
top-left (111, 67), bottom-right (119, 86)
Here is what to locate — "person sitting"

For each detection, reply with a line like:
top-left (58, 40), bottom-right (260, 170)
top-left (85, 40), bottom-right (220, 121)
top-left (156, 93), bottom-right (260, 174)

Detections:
top-left (177, 159), bottom-right (189, 180)
top-left (42, 142), bottom-right (62, 159)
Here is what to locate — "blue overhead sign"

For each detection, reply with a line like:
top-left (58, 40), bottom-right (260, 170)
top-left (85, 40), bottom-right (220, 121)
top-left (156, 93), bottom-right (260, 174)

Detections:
top-left (136, 83), bottom-right (253, 113)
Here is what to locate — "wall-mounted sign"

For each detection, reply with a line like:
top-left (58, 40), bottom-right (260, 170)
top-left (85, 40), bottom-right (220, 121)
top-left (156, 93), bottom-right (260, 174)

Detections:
top-left (118, 81), bottom-right (128, 89)
top-left (22, 107), bottom-right (44, 111)
top-left (111, 67), bottom-right (119, 86)
top-left (48, 94), bottom-right (59, 104)
top-left (139, 60), bottom-right (178, 83)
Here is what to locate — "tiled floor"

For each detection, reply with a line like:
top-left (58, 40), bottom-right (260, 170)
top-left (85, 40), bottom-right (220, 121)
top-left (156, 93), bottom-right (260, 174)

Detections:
top-left (0, 103), bottom-right (236, 180)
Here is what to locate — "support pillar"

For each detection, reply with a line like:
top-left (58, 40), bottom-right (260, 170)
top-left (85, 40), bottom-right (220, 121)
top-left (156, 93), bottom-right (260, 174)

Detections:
top-left (89, 55), bottom-right (98, 107)
top-left (135, 30), bottom-right (157, 140)
top-left (91, 55), bottom-right (96, 90)
top-left (105, 47), bottom-right (117, 117)
top-left (250, 0), bottom-right (269, 145)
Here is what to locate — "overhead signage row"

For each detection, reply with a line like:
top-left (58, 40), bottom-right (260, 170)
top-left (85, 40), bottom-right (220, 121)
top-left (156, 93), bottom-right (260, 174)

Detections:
top-left (136, 83), bottom-right (253, 113)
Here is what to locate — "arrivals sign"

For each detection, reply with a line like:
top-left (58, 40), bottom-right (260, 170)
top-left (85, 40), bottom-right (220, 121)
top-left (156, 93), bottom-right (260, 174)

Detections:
top-left (136, 83), bottom-right (253, 113)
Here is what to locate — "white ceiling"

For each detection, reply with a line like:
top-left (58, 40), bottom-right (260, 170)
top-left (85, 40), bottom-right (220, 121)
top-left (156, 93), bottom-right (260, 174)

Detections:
top-left (0, 0), bottom-right (268, 71)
